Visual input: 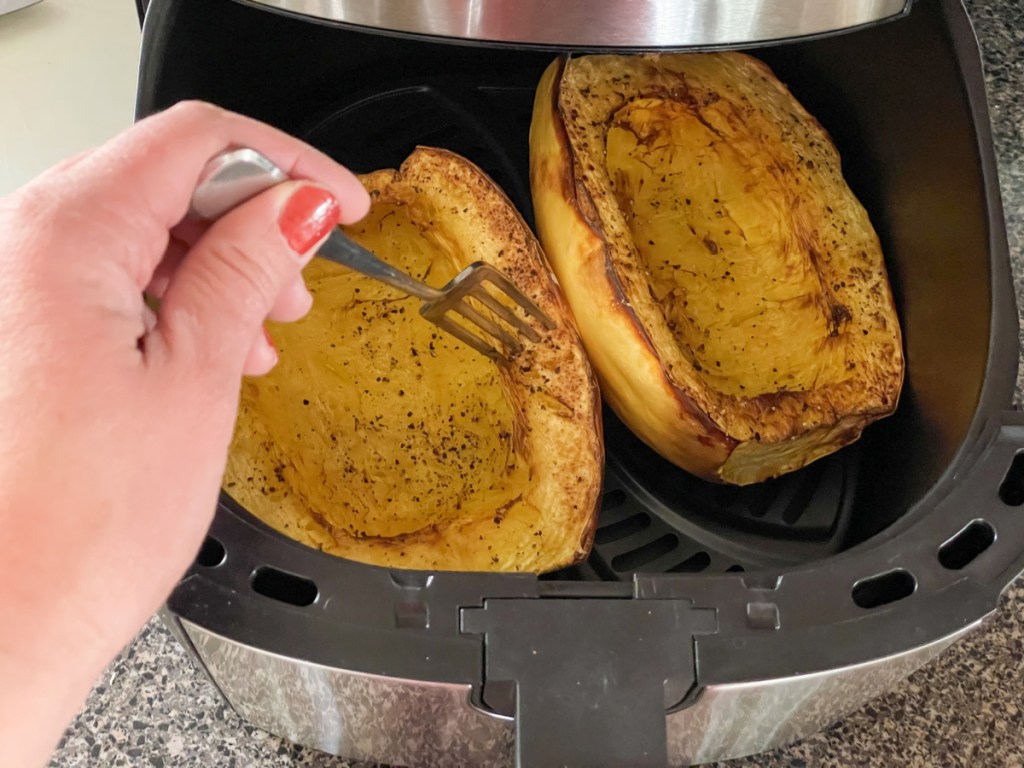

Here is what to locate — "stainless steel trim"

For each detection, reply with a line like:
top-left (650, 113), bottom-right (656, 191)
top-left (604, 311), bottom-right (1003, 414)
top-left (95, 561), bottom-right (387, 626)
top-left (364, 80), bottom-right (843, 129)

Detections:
top-left (180, 617), bottom-right (980, 767)
top-left (667, 620), bottom-right (981, 765)
top-left (180, 619), bottom-right (513, 768)
top-left (243, 0), bottom-right (911, 49)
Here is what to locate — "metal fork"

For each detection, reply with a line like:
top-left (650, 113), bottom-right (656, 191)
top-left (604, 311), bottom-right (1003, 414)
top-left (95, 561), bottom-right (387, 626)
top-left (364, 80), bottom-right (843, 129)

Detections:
top-left (189, 147), bottom-right (554, 361)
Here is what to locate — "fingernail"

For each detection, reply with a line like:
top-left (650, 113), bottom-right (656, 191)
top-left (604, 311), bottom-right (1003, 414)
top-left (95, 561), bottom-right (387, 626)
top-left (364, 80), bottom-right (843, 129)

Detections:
top-left (278, 185), bottom-right (340, 256)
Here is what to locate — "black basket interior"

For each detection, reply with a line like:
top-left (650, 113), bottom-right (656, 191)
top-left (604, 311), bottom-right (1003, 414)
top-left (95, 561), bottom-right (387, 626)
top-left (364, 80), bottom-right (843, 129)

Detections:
top-left (299, 80), bottom-right (863, 577)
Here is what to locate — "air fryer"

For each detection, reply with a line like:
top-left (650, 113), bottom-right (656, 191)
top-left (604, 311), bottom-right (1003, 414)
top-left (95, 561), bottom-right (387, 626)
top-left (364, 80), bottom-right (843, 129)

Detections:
top-left (135, 0), bottom-right (1024, 765)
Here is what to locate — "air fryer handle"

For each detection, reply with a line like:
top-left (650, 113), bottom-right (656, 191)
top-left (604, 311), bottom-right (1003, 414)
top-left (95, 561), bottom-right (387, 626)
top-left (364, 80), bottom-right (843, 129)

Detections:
top-left (462, 598), bottom-right (715, 768)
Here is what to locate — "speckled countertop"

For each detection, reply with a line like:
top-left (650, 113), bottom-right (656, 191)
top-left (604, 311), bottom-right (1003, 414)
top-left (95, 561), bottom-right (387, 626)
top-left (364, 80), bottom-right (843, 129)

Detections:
top-left (50, 1), bottom-right (1024, 766)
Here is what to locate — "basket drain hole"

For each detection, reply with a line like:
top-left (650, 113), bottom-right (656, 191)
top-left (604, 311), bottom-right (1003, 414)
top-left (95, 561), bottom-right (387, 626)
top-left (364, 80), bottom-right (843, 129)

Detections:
top-left (938, 520), bottom-right (995, 570)
top-left (195, 536), bottom-right (225, 568)
top-left (999, 452), bottom-right (1024, 506)
top-left (251, 566), bottom-right (318, 607)
top-left (852, 569), bottom-right (916, 609)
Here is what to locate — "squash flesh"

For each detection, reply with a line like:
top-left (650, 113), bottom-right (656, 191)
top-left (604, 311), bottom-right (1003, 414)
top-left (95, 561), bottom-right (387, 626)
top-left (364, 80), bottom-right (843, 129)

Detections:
top-left (606, 98), bottom-right (848, 399)
top-left (224, 201), bottom-right (535, 544)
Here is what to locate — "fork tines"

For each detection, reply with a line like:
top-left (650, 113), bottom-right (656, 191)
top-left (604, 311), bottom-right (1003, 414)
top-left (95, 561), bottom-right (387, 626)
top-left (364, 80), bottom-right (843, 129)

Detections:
top-left (422, 262), bottom-right (555, 361)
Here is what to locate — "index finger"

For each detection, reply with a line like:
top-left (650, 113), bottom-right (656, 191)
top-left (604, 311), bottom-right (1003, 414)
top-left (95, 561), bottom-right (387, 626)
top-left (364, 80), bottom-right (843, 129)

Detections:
top-left (28, 101), bottom-right (370, 284)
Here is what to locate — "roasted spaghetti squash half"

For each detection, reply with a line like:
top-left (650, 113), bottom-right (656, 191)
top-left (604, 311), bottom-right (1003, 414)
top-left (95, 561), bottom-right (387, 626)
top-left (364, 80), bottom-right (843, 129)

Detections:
top-left (530, 53), bottom-right (904, 485)
top-left (224, 147), bottom-right (602, 572)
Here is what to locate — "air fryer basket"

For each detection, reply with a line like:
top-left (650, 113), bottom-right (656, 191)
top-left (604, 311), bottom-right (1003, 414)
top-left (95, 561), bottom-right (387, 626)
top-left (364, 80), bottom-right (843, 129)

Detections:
top-left (139, 0), bottom-right (1024, 765)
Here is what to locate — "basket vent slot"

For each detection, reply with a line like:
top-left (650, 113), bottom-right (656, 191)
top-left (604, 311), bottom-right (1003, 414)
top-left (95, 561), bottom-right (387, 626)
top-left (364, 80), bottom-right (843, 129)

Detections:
top-left (999, 451), bottom-right (1024, 506)
top-left (195, 536), bottom-right (225, 568)
top-left (594, 513), bottom-right (651, 545)
top-left (781, 477), bottom-right (819, 524)
top-left (938, 520), bottom-right (995, 570)
top-left (851, 569), bottom-right (916, 609)
top-left (602, 489), bottom-right (627, 509)
top-left (251, 566), bottom-right (318, 607)
top-left (611, 534), bottom-right (678, 572)
top-left (669, 552), bottom-right (712, 573)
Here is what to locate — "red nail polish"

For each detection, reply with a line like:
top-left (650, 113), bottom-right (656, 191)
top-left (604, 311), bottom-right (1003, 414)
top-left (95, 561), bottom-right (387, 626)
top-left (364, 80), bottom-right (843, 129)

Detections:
top-left (278, 186), bottom-right (340, 255)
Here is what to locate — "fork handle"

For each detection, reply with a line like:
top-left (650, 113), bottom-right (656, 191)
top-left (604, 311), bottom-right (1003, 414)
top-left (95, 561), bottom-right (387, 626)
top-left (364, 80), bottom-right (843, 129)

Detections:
top-left (317, 230), bottom-right (442, 302)
top-left (190, 148), bottom-right (442, 302)
top-left (189, 147), bottom-right (288, 221)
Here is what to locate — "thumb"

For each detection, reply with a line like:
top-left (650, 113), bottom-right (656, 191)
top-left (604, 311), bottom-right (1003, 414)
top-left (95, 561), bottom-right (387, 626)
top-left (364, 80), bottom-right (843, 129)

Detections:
top-left (151, 181), bottom-right (339, 379)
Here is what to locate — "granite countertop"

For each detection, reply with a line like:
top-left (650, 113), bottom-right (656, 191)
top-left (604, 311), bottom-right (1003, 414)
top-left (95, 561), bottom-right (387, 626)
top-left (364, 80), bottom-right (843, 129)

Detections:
top-left (50, 1), bottom-right (1024, 766)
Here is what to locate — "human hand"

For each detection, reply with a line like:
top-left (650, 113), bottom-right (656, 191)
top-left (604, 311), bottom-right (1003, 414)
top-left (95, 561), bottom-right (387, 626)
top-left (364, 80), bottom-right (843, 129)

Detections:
top-left (0, 101), bottom-right (369, 765)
